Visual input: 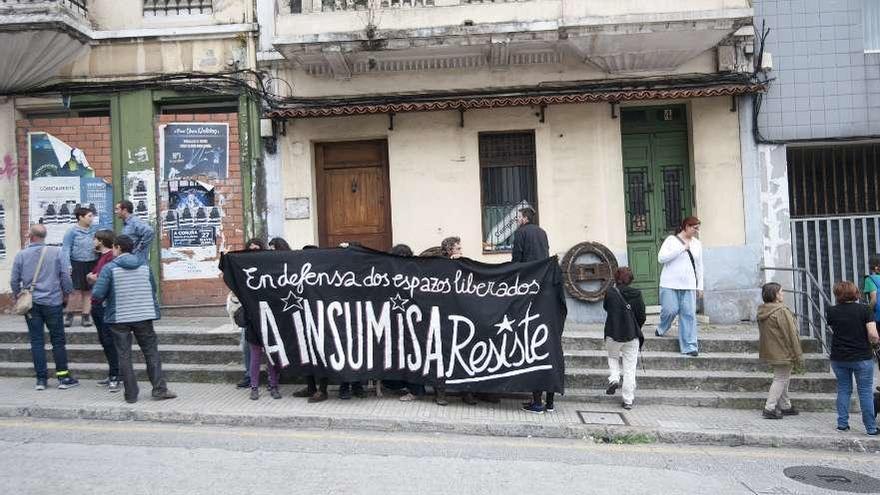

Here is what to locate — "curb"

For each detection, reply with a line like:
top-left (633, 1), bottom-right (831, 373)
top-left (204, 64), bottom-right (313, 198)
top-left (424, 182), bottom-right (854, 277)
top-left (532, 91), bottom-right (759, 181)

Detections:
top-left (2, 404), bottom-right (879, 453)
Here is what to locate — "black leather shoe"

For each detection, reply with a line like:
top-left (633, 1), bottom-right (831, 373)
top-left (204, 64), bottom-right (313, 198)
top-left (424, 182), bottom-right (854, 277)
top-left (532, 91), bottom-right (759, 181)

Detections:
top-left (780, 407), bottom-right (799, 416)
top-left (762, 408), bottom-right (783, 419)
top-left (605, 381), bottom-right (619, 395)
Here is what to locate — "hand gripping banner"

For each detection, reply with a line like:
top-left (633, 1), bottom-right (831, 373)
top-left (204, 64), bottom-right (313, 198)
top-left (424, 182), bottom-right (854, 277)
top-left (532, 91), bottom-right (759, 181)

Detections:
top-left (220, 246), bottom-right (567, 393)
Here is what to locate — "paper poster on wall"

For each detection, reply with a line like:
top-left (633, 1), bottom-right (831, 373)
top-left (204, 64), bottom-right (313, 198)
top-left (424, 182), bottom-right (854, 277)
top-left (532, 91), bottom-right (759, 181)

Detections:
top-left (126, 170), bottom-right (156, 224)
top-left (484, 200), bottom-right (532, 252)
top-left (80, 178), bottom-right (114, 230)
top-left (161, 180), bottom-right (222, 233)
top-left (160, 123), bottom-right (229, 180)
top-left (161, 246), bottom-right (221, 280)
top-left (29, 177), bottom-right (81, 245)
top-left (0, 200), bottom-right (6, 259)
top-left (29, 132), bottom-right (94, 179)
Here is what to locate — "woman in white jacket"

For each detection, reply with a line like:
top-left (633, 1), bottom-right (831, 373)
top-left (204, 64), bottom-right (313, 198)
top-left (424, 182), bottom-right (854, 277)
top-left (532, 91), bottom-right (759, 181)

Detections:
top-left (655, 216), bottom-right (704, 356)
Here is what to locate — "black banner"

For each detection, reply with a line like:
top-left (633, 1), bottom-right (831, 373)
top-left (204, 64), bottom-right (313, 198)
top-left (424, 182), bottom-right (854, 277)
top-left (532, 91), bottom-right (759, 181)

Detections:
top-left (220, 246), bottom-right (567, 393)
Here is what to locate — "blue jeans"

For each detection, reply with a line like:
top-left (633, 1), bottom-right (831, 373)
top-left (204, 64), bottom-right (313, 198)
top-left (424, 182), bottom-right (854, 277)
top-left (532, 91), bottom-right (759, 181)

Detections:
top-left (25, 303), bottom-right (69, 381)
top-left (91, 305), bottom-right (119, 378)
top-left (831, 359), bottom-right (876, 433)
top-left (657, 288), bottom-right (698, 354)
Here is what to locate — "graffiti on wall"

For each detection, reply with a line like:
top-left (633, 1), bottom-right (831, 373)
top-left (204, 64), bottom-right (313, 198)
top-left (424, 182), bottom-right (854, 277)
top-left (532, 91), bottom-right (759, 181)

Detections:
top-left (1, 153), bottom-right (16, 181)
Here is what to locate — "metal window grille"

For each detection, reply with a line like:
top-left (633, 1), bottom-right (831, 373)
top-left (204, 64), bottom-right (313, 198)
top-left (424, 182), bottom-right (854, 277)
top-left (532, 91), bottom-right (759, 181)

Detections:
top-left (787, 144), bottom-right (880, 218)
top-left (0, 0), bottom-right (87, 10)
top-left (479, 131), bottom-right (537, 252)
top-left (143, 0), bottom-right (212, 16)
top-left (625, 169), bottom-right (650, 235)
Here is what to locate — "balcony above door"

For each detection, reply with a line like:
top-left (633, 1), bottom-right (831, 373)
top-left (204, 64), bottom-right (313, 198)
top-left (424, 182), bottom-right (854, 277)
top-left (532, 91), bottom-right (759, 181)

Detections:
top-left (271, 0), bottom-right (754, 79)
top-left (0, 0), bottom-right (92, 92)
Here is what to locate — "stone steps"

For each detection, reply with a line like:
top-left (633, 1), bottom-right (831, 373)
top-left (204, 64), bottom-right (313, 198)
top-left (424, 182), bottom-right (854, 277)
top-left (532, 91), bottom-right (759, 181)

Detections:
top-left (0, 318), bottom-right (842, 411)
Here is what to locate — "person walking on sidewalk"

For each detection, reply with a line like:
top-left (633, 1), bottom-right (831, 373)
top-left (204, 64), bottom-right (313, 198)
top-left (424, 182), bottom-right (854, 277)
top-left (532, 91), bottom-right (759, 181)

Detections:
top-left (91, 235), bottom-right (176, 404)
top-left (11, 224), bottom-right (79, 390)
top-left (115, 200), bottom-right (154, 262)
top-left (86, 229), bottom-right (120, 392)
top-left (756, 282), bottom-right (803, 420)
top-left (826, 281), bottom-right (879, 435)
top-left (655, 216), bottom-right (704, 357)
top-left (513, 208), bottom-right (555, 414)
top-left (61, 206), bottom-right (98, 328)
top-left (602, 267), bottom-right (646, 411)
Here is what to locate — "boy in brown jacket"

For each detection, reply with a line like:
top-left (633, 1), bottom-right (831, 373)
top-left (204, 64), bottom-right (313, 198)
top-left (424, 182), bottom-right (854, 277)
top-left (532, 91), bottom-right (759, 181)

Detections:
top-left (757, 282), bottom-right (804, 419)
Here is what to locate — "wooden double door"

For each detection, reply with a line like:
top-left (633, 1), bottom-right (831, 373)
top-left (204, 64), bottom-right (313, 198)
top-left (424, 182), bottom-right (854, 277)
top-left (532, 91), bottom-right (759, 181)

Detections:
top-left (621, 106), bottom-right (692, 305)
top-left (315, 140), bottom-right (393, 251)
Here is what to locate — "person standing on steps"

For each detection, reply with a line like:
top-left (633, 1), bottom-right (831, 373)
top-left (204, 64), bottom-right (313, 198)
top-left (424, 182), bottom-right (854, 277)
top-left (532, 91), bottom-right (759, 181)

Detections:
top-left (756, 282), bottom-right (803, 420)
top-left (602, 267), bottom-right (646, 411)
top-left (655, 216), bottom-right (703, 357)
top-left (512, 208), bottom-right (555, 414)
top-left (86, 229), bottom-right (120, 393)
top-left (61, 206), bottom-right (98, 328)
top-left (863, 255), bottom-right (880, 326)
top-left (11, 224), bottom-right (79, 391)
top-left (91, 235), bottom-right (176, 404)
top-left (826, 281), bottom-right (879, 435)
top-left (115, 200), bottom-right (154, 263)
top-left (230, 238), bottom-right (267, 390)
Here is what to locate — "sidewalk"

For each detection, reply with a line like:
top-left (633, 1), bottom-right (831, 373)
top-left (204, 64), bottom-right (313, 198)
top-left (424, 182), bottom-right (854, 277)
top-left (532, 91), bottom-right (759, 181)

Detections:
top-left (0, 377), bottom-right (878, 454)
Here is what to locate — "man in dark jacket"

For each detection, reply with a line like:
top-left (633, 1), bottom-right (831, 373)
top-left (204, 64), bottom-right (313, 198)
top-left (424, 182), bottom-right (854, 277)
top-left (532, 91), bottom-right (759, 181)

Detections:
top-left (513, 208), bottom-right (555, 413)
top-left (92, 235), bottom-right (175, 404)
top-left (511, 207), bottom-right (549, 263)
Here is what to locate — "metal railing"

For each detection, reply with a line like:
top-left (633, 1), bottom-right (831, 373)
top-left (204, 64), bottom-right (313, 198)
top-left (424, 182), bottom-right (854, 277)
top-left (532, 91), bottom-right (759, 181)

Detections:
top-left (0, 0), bottom-right (87, 12)
top-left (761, 266), bottom-right (833, 355)
top-left (791, 214), bottom-right (880, 307)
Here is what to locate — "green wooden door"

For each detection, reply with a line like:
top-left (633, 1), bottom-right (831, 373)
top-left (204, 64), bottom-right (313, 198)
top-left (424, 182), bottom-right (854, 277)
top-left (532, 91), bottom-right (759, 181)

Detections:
top-left (621, 107), bottom-right (691, 305)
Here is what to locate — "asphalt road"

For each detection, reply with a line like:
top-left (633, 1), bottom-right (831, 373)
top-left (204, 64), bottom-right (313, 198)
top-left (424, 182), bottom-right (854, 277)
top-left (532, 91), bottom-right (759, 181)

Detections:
top-left (1, 417), bottom-right (878, 495)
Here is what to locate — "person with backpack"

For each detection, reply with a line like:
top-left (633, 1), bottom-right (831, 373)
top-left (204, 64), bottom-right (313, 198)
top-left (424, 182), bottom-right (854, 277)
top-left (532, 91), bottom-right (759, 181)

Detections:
top-left (602, 267), bottom-right (646, 410)
top-left (864, 255), bottom-right (880, 325)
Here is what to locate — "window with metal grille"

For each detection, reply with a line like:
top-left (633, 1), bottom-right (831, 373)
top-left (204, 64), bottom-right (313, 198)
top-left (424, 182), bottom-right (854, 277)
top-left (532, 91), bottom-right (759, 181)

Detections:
top-left (787, 144), bottom-right (880, 218)
top-left (479, 131), bottom-right (538, 253)
top-left (143, 0), bottom-right (213, 16)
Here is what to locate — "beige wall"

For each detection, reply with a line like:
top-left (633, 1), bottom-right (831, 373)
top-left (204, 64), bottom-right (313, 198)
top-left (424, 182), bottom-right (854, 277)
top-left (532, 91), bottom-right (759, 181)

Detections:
top-left (60, 38), bottom-right (246, 78)
top-left (0, 98), bottom-right (21, 298)
top-left (690, 96), bottom-right (746, 248)
top-left (281, 97), bottom-right (745, 261)
top-left (278, 0), bottom-right (749, 37)
top-left (280, 103), bottom-right (629, 262)
top-left (89, 0), bottom-right (248, 31)
top-left (276, 50), bottom-right (717, 98)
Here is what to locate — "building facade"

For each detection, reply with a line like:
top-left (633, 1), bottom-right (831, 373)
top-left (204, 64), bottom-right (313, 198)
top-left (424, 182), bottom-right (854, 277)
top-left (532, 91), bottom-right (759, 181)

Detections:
top-left (753, 0), bottom-right (880, 305)
top-left (256, 0), bottom-right (767, 322)
top-left (0, 0), bottom-right (263, 308)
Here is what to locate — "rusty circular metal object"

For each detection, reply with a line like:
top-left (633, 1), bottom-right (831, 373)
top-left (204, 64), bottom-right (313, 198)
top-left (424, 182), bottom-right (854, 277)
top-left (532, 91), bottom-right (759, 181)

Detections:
top-left (560, 241), bottom-right (619, 302)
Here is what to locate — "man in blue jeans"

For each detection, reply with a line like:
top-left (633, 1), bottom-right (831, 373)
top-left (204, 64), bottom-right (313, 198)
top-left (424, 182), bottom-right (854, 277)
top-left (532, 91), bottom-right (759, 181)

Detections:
top-left (10, 224), bottom-right (79, 390)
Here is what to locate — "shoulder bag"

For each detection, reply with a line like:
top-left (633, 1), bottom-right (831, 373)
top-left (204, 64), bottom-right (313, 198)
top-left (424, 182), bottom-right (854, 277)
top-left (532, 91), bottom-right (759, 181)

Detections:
top-left (14, 246), bottom-right (49, 316)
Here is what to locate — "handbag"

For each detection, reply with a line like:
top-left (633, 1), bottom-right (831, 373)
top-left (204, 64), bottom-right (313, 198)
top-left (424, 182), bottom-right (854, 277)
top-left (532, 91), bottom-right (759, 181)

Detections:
top-left (14, 246), bottom-right (49, 316)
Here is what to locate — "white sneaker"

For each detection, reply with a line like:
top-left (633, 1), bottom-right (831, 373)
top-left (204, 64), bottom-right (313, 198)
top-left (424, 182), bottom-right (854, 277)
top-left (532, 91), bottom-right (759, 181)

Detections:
top-left (108, 380), bottom-right (121, 393)
top-left (35, 380), bottom-right (47, 391)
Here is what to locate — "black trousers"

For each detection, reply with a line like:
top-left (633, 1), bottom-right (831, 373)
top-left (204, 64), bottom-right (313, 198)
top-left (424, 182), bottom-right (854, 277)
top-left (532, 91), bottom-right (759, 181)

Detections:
top-left (306, 375), bottom-right (328, 394)
top-left (111, 320), bottom-right (168, 402)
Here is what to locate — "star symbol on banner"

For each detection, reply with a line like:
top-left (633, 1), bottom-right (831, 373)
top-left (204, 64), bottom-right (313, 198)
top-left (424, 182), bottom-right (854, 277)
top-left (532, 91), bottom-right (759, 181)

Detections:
top-left (389, 293), bottom-right (409, 311)
top-left (281, 290), bottom-right (304, 313)
top-left (494, 314), bottom-right (516, 335)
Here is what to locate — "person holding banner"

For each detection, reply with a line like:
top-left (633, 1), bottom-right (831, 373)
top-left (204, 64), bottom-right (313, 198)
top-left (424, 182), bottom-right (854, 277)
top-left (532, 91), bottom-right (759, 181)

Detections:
top-left (512, 208), bottom-right (555, 414)
top-left (231, 238), bottom-right (268, 389)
